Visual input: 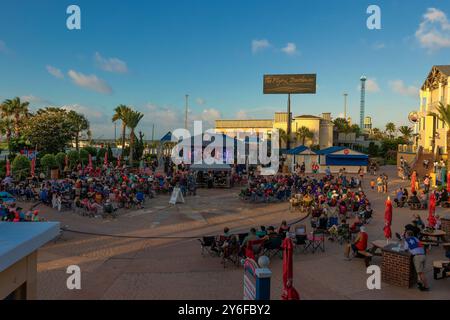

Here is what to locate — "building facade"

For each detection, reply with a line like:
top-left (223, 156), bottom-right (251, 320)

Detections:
top-left (416, 65), bottom-right (450, 156)
top-left (215, 112), bottom-right (334, 149)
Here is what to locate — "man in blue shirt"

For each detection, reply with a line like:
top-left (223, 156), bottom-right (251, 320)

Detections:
top-left (403, 230), bottom-right (429, 291)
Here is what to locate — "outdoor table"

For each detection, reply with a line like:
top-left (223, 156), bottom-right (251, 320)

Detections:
top-left (420, 229), bottom-right (446, 245)
top-left (369, 240), bottom-right (398, 256)
top-left (381, 243), bottom-right (417, 288)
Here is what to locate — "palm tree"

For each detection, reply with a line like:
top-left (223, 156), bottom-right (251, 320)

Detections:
top-left (2, 97), bottom-right (30, 137)
top-left (398, 126), bottom-right (413, 142)
top-left (385, 122), bottom-right (396, 138)
top-left (112, 104), bottom-right (132, 152)
top-left (124, 110), bottom-right (144, 165)
top-left (0, 118), bottom-right (13, 144)
top-left (333, 117), bottom-right (350, 133)
top-left (296, 126), bottom-right (314, 146)
top-left (68, 111), bottom-right (90, 150)
top-left (428, 102), bottom-right (450, 170)
top-left (277, 128), bottom-right (289, 149)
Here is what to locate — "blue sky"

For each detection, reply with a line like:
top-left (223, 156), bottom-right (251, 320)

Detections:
top-left (1, 0), bottom-right (450, 139)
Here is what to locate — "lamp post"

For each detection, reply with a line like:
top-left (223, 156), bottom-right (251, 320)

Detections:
top-left (185, 94), bottom-right (189, 130)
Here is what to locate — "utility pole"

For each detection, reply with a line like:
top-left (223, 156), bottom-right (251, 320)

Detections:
top-left (114, 122), bottom-right (117, 144)
top-left (185, 94), bottom-right (189, 130)
top-left (343, 93), bottom-right (348, 121)
top-left (152, 123), bottom-right (155, 141)
top-left (286, 94), bottom-right (291, 150)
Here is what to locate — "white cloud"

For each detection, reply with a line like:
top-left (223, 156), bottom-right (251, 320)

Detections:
top-left (20, 95), bottom-right (52, 105)
top-left (358, 78), bottom-right (380, 93)
top-left (0, 40), bottom-right (8, 53)
top-left (94, 52), bottom-right (128, 73)
top-left (68, 70), bottom-right (113, 94)
top-left (62, 104), bottom-right (104, 119)
top-left (281, 42), bottom-right (298, 55)
top-left (196, 98), bottom-right (206, 106)
top-left (46, 65), bottom-right (64, 79)
top-left (251, 39), bottom-right (270, 54)
top-left (415, 8), bottom-right (450, 52)
top-left (389, 80), bottom-right (419, 98)
top-left (236, 110), bottom-right (249, 119)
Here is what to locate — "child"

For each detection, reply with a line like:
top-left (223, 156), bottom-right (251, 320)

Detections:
top-left (370, 179), bottom-right (375, 190)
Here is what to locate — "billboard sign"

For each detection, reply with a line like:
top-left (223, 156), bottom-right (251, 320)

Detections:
top-left (263, 74), bottom-right (316, 94)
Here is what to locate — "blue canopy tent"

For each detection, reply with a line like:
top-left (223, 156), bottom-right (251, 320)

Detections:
top-left (315, 146), bottom-right (369, 173)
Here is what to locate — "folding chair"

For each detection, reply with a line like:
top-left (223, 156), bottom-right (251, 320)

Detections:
top-left (245, 239), bottom-right (265, 260)
top-left (198, 236), bottom-right (218, 257)
top-left (307, 230), bottom-right (325, 253)
top-left (263, 236), bottom-right (283, 259)
top-left (294, 225), bottom-right (308, 253)
top-left (222, 237), bottom-right (240, 268)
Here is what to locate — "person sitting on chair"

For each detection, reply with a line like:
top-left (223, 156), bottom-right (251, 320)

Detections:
top-left (407, 191), bottom-right (420, 207)
top-left (344, 226), bottom-right (368, 260)
top-left (278, 220), bottom-right (290, 237)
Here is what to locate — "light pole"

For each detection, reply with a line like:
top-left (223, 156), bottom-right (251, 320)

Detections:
top-left (343, 93), bottom-right (348, 121)
top-left (185, 94), bottom-right (189, 130)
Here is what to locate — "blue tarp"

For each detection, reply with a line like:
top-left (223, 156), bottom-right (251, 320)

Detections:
top-left (325, 154), bottom-right (368, 166)
top-left (315, 146), bottom-right (347, 155)
top-left (160, 132), bottom-right (172, 142)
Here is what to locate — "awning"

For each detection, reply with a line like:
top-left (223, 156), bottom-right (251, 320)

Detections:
top-left (325, 154), bottom-right (368, 166)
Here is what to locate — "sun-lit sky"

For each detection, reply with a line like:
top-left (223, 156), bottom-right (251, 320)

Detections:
top-left (1, 0), bottom-right (450, 139)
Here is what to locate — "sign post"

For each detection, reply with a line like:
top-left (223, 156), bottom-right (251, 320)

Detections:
top-left (263, 74), bottom-right (317, 150)
top-left (169, 187), bottom-right (185, 205)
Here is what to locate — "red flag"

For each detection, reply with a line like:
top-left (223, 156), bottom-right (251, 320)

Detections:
top-left (104, 152), bottom-right (108, 166)
top-left (6, 159), bottom-right (11, 176)
top-left (31, 157), bottom-right (36, 177)
top-left (428, 192), bottom-right (437, 228)
top-left (281, 237), bottom-right (300, 300)
top-left (384, 197), bottom-right (392, 240)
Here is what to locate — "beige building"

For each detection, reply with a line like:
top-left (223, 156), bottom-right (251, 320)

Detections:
top-left (416, 65), bottom-right (450, 157)
top-left (215, 112), bottom-right (334, 149)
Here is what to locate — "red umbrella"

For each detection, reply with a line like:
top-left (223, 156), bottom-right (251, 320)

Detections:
top-left (6, 159), bottom-right (11, 176)
top-left (383, 197), bottom-right (392, 240)
top-left (447, 172), bottom-right (450, 193)
top-left (30, 157), bottom-right (36, 177)
top-left (281, 237), bottom-right (300, 300)
top-left (428, 192), bottom-right (437, 228)
top-left (104, 152), bottom-right (108, 166)
top-left (117, 155), bottom-right (121, 167)
top-left (411, 171), bottom-right (416, 193)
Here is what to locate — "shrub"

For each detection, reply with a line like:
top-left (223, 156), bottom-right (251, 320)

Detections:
top-left (40, 154), bottom-right (58, 171)
top-left (55, 152), bottom-right (67, 170)
top-left (12, 155), bottom-right (30, 180)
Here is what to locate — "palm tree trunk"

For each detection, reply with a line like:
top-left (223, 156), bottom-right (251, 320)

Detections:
top-left (129, 130), bottom-right (134, 165)
top-left (76, 132), bottom-right (80, 151)
top-left (14, 113), bottom-right (20, 137)
top-left (121, 122), bottom-right (126, 154)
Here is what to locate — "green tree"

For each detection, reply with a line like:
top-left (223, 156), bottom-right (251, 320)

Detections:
top-left (79, 149), bottom-right (89, 165)
top-left (124, 110), bottom-right (144, 165)
top-left (112, 105), bottom-right (132, 153)
top-left (428, 102), bottom-right (450, 170)
top-left (295, 126), bottom-right (314, 145)
top-left (67, 111), bottom-right (90, 151)
top-left (24, 108), bottom-right (74, 154)
top-left (385, 122), bottom-right (396, 138)
top-left (55, 152), bottom-right (67, 170)
top-left (12, 154), bottom-right (30, 180)
top-left (277, 128), bottom-right (289, 149)
top-left (333, 118), bottom-right (351, 133)
top-left (367, 142), bottom-right (379, 157)
top-left (67, 150), bottom-right (80, 168)
top-left (40, 154), bottom-right (58, 174)
top-left (398, 126), bottom-right (413, 142)
top-left (1, 97), bottom-right (30, 137)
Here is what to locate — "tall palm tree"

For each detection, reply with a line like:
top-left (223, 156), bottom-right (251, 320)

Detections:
top-left (398, 126), bottom-right (413, 142)
top-left (277, 128), bottom-right (289, 149)
top-left (0, 118), bottom-right (13, 144)
top-left (67, 110), bottom-right (90, 150)
top-left (385, 122), bottom-right (396, 138)
top-left (124, 110), bottom-right (144, 165)
top-left (428, 102), bottom-right (450, 170)
top-left (296, 126), bottom-right (314, 146)
top-left (2, 97), bottom-right (30, 137)
top-left (112, 104), bottom-right (132, 152)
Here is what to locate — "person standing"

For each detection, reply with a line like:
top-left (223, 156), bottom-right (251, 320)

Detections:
top-left (403, 230), bottom-right (430, 291)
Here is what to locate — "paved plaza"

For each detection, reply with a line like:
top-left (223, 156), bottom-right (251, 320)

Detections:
top-left (33, 166), bottom-right (449, 300)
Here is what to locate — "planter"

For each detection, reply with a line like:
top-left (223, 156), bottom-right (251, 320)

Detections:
top-left (50, 169), bottom-right (59, 180)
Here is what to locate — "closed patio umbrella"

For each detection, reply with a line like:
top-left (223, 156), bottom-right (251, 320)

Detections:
top-left (30, 157), bottom-right (36, 177)
top-left (447, 172), bottom-right (450, 193)
top-left (88, 154), bottom-right (93, 170)
top-left (428, 192), bottom-right (437, 228)
top-left (6, 159), bottom-right (11, 177)
top-left (281, 237), bottom-right (299, 300)
top-left (104, 152), bottom-right (108, 166)
top-left (384, 197), bottom-right (392, 241)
